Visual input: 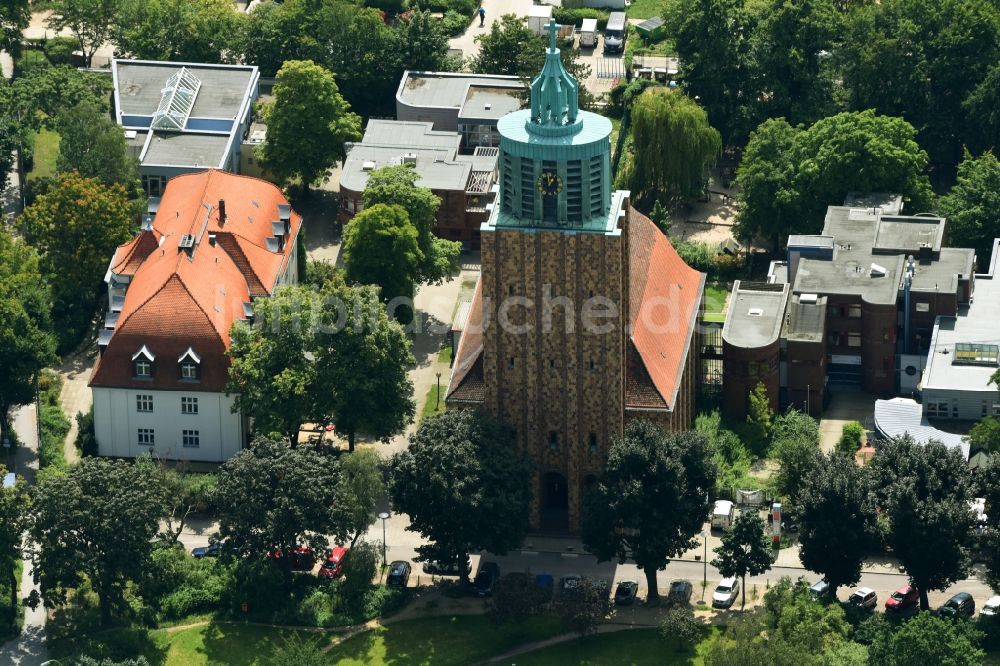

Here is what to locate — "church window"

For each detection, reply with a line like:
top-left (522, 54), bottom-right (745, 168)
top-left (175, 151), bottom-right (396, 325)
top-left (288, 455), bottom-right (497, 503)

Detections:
top-left (588, 432), bottom-right (598, 454)
top-left (548, 431), bottom-right (559, 450)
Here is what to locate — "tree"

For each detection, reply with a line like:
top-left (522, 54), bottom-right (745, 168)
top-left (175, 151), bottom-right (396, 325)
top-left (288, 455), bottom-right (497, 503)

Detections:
top-left (0, 228), bottom-right (57, 448)
top-left (735, 112), bottom-right (933, 248)
top-left (392, 10), bottom-right (451, 73)
top-left (964, 64), bottom-right (1000, 156)
top-left (0, 81), bottom-right (22, 204)
top-left (30, 457), bottom-right (167, 626)
top-left (390, 410), bottom-right (532, 586)
top-left (256, 60), bottom-right (361, 193)
top-left (649, 200), bottom-right (672, 236)
top-left (665, 0), bottom-right (759, 143)
top-left (487, 572), bottom-right (550, 624)
top-left (939, 150), bottom-right (1000, 268)
top-left (0, 466), bottom-right (29, 628)
top-left (0, 0), bottom-right (29, 59)
top-left (362, 164), bottom-right (461, 284)
top-left (620, 88), bottom-right (721, 206)
top-left (342, 204), bottom-right (424, 324)
top-left (226, 286), bottom-right (322, 446)
top-left (10, 66), bottom-right (114, 131)
top-left (314, 282), bottom-right (416, 452)
top-left (712, 510), bottom-right (772, 610)
top-left (868, 611), bottom-right (984, 666)
top-left (976, 459), bottom-right (1000, 591)
top-left (797, 452), bottom-right (874, 600)
top-left (47, 0), bottom-right (120, 68)
top-left (113, 0), bottom-right (243, 63)
top-left (763, 577), bottom-right (852, 656)
top-left (55, 99), bottom-right (141, 195)
top-left (835, 421), bottom-right (864, 457)
top-left (471, 14), bottom-right (544, 78)
top-left (213, 438), bottom-right (343, 580)
top-left (868, 436), bottom-right (975, 610)
top-left (333, 448), bottom-right (385, 548)
top-left (340, 540), bottom-right (378, 601)
top-left (554, 577), bottom-right (612, 636)
top-left (581, 422), bottom-right (716, 602)
top-left (265, 635), bottom-right (328, 666)
top-left (19, 172), bottom-right (133, 349)
top-left (770, 409), bottom-right (821, 504)
top-left (749, 0), bottom-right (840, 126)
top-left (746, 381), bottom-right (774, 448)
top-left (659, 606), bottom-right (701, 652)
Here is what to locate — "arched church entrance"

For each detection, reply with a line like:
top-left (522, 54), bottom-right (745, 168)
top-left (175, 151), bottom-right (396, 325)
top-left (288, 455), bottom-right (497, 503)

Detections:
top-left (540, 471), bottom-right (569, 531)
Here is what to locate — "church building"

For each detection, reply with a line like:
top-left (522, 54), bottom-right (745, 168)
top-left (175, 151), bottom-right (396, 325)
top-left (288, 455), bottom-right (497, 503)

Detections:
top-left (446, 21), bottom-right (705, 531)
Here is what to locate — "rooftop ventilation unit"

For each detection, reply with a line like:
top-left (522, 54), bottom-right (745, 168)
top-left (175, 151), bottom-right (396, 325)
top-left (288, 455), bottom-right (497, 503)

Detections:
top-left (747, 308), bottom-right (764, 317)
top-left (123, 130), bottom-right (137, 140)
top-left (870, 263), bottom-right (887, 277)
top-left (362, 161), bottom-right (376, 171)
top-left (799, 294), bottom-right (818, 304)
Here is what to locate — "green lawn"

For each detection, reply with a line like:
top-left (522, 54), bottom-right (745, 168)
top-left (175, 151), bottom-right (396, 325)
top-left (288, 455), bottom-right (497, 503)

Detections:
top-left (28, 127), bottom-right (60, 181)
top-left (627, 0), bottom-right (664, 20)
top-left (327, 615), bottom-right (565, 665)
top-left (515, 627), bottom-right (718, 666)
top-left (420, 383), bottom-right (447, 421)
top-left (704, 283), bottom-right (729, 314)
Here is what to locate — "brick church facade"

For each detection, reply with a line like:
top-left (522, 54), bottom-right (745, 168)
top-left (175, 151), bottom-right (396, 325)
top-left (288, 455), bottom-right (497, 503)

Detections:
top-left (446, 22), bottom-right (704, 531)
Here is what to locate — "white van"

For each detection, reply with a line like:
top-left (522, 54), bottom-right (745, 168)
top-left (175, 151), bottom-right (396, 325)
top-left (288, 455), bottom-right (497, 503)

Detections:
top-left (604, 12), bottom-right (627, 53)
top-left (579, 18), bottom-right (599, 49)
top-left (711, 500), bottom-right (735, 530)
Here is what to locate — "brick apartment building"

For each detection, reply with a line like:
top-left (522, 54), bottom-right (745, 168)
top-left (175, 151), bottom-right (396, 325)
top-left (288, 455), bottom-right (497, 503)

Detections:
top-left (446, 24), bottom-right (704, 532)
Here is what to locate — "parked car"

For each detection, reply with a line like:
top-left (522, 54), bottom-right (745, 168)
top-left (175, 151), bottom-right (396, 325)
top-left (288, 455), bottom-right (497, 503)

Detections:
top-left (939, 592), bottom-right (975, 619)
top-left (885, 584), bottom-right (919, 613)
top-left (386, 560), bottom-right (411, 588)
top-left (474, 562), bottom-right (500, 597)
top-left (848, 587), bottom-right (878, 609)
top-left (191, 541), bottom-right (229, 558)
top-left (982, 596), bottom-right (1000, 617)
top-left (319, 547), bottom-right (348, 579)
top-left (809, 579), bottom-right (831, 600)
top-left (667, 580), bottom-right (694, 606)
top-left (712, 577), bottom-right (740, 609)
top-left (614, 581), bottom-right (638, 606)
top-left (534, 574), bottom-right (555, 600)
top-left (268, 546), bottom-right (316, 571)
top-left (422, 558), bottom-right (470, 577)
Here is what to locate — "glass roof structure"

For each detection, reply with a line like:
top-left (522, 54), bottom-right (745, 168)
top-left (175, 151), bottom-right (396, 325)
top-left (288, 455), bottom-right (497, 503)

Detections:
top-left (151, 67), bottom-right (202, 132)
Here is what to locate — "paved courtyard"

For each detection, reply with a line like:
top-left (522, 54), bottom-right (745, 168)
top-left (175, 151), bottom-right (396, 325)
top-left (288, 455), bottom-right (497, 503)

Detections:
top-left (818, 391), bottom-right (875, 454)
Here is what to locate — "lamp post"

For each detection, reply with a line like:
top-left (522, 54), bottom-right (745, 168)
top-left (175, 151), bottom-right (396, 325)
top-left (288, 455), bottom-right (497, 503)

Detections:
top-left (700, 530), bottom-right (708, 602)
top-left (435, 372), bottom-right (442, 409)
top-left (378, 511), bottom-right (390, 567)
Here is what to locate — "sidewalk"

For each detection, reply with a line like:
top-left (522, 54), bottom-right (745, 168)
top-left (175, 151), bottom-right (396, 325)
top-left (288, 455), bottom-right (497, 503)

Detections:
top-left (448, 0), bottom-right (536, 60)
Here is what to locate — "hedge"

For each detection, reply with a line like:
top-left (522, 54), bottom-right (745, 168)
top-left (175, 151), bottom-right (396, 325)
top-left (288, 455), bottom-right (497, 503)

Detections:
top-left (552, 7), bottom-right (611, 30)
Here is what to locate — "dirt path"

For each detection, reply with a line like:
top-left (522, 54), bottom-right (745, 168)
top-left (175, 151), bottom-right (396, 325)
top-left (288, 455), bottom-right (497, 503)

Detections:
top-left (56, 346), bottom-right (97, 465)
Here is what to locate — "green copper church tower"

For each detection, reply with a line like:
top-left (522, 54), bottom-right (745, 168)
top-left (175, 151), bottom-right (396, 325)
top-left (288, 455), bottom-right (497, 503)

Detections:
top-left (494, 20), bottom-right (615, 229)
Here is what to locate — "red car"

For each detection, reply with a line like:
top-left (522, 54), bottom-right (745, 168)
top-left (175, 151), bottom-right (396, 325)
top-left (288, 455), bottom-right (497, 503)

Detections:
top-left (319, 547), bottom-right (348, 579)
top-left (268, 546), bottom-right (316, 571)
top-left (885, 584), bottom-right (919, 613)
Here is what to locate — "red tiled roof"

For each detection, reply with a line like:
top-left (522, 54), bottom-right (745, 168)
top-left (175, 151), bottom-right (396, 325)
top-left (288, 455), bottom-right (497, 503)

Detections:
top-left (446, 279), bottom-right (485, 403)
top-left (626, 210), bottom-right (705, 410)
top-left (111, 229), bottom-right (160, 276)
top-left (91, 170), bottom-right (301, 392)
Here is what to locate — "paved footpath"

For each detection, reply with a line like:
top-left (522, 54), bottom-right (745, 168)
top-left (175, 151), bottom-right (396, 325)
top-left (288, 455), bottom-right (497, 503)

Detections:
top-left (448, 0), bottom-right (535, 60)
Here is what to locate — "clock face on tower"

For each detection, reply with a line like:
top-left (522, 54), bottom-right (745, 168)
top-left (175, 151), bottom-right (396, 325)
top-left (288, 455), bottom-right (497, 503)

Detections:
top-left (537, 171), bottom-right (562, 197)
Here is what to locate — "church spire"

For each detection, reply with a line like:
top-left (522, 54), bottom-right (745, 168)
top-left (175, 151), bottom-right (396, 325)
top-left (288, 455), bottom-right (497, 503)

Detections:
top-left (529, 19), bottom-right (580, 128)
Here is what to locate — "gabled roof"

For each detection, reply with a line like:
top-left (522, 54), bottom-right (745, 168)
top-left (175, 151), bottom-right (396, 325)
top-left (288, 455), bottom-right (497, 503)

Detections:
top-left (626, 211), bottom-right (705, 410)
top-left (92, 170), bottom-right (301, 392)
top-left (111, 229), bottom-right (160, 276)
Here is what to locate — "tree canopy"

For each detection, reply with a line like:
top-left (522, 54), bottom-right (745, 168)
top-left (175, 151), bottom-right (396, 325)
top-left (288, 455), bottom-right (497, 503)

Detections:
top-left (30, 457), bottom-right (168, 626)
top-left (769, 408), bottom-right (821, 505)
top-left (55, 98), bottom-right (141, 195)
top-left (711, 510), bottom-right (772, 609)
top-left (0, 466), bottom-right (30, 625)
top-left (47, 0), bottom-right (119, 67)
top-left (581, 421), bottom-right (716, 601)
top-left (113, 0), bottom-right (243, 63)
top-left (619, 88), bottom-right (721, 206)
top-left (0, 0), bottom-right (29, 59)
top-left (391, 409), bottom-right (532, 585)
top-left (868, 611), bottom-right (984, 666)
top-left (257, 60), bottom-right (361, 192)
top-left (10, 66), bottom-right (114, 131)
top-left (868, 436), bottom-right (975, 610)
top-left (938, 150), bottom-right (1000, 268)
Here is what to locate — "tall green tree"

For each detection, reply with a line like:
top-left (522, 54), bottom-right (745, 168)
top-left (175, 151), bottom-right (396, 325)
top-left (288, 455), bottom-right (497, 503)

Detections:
top-left (770, 408), bottom-right (821, 505)
top-left (868, 436), bottom-right (975, 610)
top-left (0, 466), bottom-right (30, 628)
top-left (964, 64), bottom-right (1000, 155)
top-left (333, 448), bottom-right (385, 548)
top-left (711, 510), bottom-right (772, 609)
top-left (0, 228), bottom-right (57, 448)
top-left (763, 578), bottom-right (853, 657)
top-left (19, 172), bottom-right (134, 349)
top-left (0, 81), bottom-right (21, 203)
top-left (30, 457), bottom-right (168, 626)
top-left (868, 611), bottom-right (983, 666)
top-left (213, 437), bottom-right (345, 583)
top-left (938, 150), bottom-right (1000, 267)
top-left (966, 415), bottom-right (1000, 455)
top-left (362, 164), bottom-right (461, 284)
top-left (581, 421), bottom-right (716, 602)
top-left (314, 282), bottom-right (416, 452)
top-left (391, 410), bottom-right (532, 586)
top-left (0, 0), bottom-right (29, 59)
top-left (620, 88), bottom-right (721, 206)
top-left (735, 112), bottom-right (933, 247)
top-left (797, 452), bottom-right (874, 600)
top-left (10, 66), bottom-right (114, 131)
top-left (976, 458), bottom-right (1000, 592)
top-left (47, 0), bottom-right (120, 67)
top-left (55, 98), bottom-right (141, 195)
top-left (342, 204), bottom-right (424, 324)
top-left (392, 9), bottom-right (451, 73)
top-left (257, 60), bottom-right (361, 193)
top-left (226, 285), bottom-right (322, 447)
top-left (112, 0), bottom-right (243, 63)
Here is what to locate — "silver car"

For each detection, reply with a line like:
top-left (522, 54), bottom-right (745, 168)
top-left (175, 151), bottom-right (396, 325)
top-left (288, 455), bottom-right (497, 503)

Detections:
top-left (712, 577), bottom-right (740, 609)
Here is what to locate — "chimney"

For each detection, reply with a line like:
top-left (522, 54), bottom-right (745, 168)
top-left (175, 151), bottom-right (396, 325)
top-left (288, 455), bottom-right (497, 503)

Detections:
top-left (218, 199), bottom-right (227, 226)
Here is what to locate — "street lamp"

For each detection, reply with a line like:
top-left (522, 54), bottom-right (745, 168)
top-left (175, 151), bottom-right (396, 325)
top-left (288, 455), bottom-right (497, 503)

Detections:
top-left (378, 511), bottom-right (390, 567)
top-left (435, 372), bottom-right (442, 409)
top-left (700, 530), bottom-right (708, 601)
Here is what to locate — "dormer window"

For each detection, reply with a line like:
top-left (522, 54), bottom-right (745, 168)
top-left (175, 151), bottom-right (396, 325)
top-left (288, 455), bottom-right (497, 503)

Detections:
top-left (178, 347), bottom-right (201, 381)
top-left (132, 345), bottom-right (155, 379)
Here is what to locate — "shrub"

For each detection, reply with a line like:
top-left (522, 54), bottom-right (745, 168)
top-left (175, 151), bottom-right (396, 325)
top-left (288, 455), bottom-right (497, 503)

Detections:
top-left (659, 606), bottom-right (700, 652)
top-left (552, 7), bottom-right (610, 29)
top-left (362, 585), bottom-right (406, 619)
top-left (488, 572), bottom-right (549, 624)
top-left (75, 407), bottom-right (98, 457)
top-left (144, 545), bottom-right (233, 621)
top-left (43, 36), bottom-right (81, 65)
top-left (413, 0), bottom-right (476, 16)
top-left (674, 241), bottom-right (715, 272)
top-left (341, 541), bottom-right (378, 601)
top-left (836, 422), bottom-right (865, 456)
top-left (37, 372), bottom-right (69, 469)
top-left (441, 10), bottom-right (469, 36)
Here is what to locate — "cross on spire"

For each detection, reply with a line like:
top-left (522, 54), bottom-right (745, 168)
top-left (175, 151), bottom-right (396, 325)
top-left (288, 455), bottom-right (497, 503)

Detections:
top-left (545, 18), bottom-right (559, 51)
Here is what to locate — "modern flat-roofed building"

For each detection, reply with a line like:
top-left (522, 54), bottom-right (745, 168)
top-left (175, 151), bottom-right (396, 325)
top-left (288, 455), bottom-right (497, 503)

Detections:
top-left (722, 195), bottom-right (976, 420)
top-left (339, 119), bottom-right (499, 246)
top-left (112, 59), bottom-right (260, 197)
top-left (722, 282), bottom-right (789, 419)
top-left (396, 71), bottom-right (524, 151)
